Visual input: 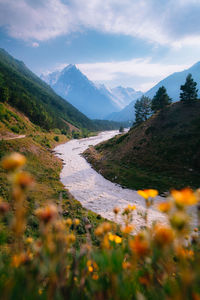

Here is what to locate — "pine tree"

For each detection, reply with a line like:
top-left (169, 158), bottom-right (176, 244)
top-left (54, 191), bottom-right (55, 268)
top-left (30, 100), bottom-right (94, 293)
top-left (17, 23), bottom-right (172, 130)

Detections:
top-left (180, 73), bottom-right (198, 103)
top-left (151, 86), bottom-right (171, 113)
top-left (134, 96), bottom-right (151, 124)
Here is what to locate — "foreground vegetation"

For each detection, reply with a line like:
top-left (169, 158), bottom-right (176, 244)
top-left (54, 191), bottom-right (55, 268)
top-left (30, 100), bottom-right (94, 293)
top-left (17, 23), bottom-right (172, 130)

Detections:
top-left (0, 153), bottom-right (200, 299)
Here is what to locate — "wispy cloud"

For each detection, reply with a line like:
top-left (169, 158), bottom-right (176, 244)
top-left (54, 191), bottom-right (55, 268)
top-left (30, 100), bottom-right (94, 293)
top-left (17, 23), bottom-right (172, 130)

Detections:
top-left (52, 59), bottom-right (189, 91)
top-left (1, 0), bottom-right (200, 48)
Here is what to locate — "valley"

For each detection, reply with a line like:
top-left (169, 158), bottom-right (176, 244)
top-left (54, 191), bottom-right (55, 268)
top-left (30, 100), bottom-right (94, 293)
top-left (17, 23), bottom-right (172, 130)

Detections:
top-left (55, 130), bottom-right (166, 229)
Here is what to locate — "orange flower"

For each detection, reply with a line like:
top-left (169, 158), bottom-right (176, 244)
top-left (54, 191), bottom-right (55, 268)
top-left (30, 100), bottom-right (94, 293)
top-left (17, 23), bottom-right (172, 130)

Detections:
top-left (153, 224), bottom-right (174, 246)
top-left (113, 207), bottom-right (120, 214)
top-left (0, 198), bottom-right (9, 215)
top-left (2, 152), bottom-right (26, 170)
top-left (171, 188), bottom-right (197, 206)
top-left (157, 202), bottom-right (172, 213)
top-left (14, 171), bottom-right (34, 189)
top-left (35, 204), bottom-right (58, 224)
top-left (129, 233), bottom-right (149, 257)
top-left (121, 225), bottom-right (134, 234)
top-left (137, 189), bottom-right (158, 199)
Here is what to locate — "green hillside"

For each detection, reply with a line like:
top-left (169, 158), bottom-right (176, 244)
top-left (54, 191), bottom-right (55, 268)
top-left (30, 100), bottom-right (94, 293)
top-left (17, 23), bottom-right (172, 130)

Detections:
top-left (0, 49), bottom-right (122, 133)
top-left (84, 101), bottom-right (200, 193)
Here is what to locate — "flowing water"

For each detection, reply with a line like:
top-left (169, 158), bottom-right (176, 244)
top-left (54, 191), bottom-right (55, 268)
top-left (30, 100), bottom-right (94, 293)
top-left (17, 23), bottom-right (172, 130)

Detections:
top-left (55, 131), bottom-right (167, 229)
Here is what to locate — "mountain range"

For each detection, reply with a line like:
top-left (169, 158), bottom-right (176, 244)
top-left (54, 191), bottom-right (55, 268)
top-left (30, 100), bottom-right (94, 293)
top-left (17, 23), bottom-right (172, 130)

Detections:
top-left (41, 66), bottom-right (142, 119)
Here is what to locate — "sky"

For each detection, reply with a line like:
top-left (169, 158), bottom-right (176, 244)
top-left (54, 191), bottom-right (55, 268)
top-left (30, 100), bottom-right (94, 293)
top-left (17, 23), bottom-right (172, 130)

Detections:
top-left (0, 0), bottom-right (200, 92)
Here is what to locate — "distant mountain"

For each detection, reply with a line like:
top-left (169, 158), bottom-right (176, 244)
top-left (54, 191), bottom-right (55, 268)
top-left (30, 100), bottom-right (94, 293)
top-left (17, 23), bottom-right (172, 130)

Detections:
top-left (145, 61), bottom-right (200, 101)
top-left (106, 98), bottom-right (138, 123)
top-left (96, 84), bottom-right (142, 109)
top-left (41, 65), bottom-right (120, 119)
top-left (110, 86), bottom-right (142, 108)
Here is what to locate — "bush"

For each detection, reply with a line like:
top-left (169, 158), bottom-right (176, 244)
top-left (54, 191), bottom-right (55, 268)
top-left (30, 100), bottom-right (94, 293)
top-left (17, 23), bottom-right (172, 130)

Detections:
top-left (54, 135), bottom-right (59, 142)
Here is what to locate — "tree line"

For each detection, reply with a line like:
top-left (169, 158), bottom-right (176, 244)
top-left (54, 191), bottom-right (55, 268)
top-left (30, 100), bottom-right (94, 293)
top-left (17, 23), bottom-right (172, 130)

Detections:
top-left (134, 73), bottom-right (198, 124)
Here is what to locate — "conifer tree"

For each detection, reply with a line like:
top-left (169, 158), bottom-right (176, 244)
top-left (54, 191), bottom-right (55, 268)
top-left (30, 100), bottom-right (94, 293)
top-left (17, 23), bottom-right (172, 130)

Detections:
top-left (134, 96), bottom-right (151, 124)
top-left (151, 86), bottom-right (171, 113)
top-left (180, 73), bottom-right (198, 103)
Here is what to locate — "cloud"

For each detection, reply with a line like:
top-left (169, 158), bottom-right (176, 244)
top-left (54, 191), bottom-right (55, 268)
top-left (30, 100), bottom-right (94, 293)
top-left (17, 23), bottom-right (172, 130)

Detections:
top-left (31, 42), bottom-right (39, 48)
top-left (1, 0), bottom-right (200, 47)
top-left (74, 59), bottom-right (190, 91)
top-left (0, 0), bottom-right (75, 41)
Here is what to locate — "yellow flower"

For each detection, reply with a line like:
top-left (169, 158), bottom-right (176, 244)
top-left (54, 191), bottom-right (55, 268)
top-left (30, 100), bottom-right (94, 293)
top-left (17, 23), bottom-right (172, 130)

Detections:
top-left (127, 204), bottom-right (136, 211)
top-left (114, 235), bottom-right (122, 244)
top-left (2, 152), bottom-right (26, 170)
top-left (157, 202), bottom-right (172, 213)
top-left (137, 189), bottom-right (158, 199)
top-left (74, 218), bottom-right (80, 226)
top-left (26, 237), bottom-right (33, 244)
top-left (65, 218), bottom-right (72, 227)
top-left (171, 188), bottom-right (197, 206)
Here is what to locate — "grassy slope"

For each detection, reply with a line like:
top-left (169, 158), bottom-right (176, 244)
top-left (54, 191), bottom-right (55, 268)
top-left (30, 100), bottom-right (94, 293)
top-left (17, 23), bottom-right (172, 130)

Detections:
top-left (0, 105), bottom-right (105, 244)
top-left (84, 101), bottom-right (200, 194)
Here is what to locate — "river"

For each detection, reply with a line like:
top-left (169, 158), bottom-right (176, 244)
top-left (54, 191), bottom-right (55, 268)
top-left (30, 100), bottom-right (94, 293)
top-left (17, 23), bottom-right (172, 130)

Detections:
top-left (55, 130), bottom-right (167, 229)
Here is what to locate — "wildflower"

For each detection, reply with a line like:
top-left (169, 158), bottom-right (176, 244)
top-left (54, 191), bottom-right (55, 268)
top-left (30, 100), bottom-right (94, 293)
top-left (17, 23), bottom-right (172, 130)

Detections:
top-left (157, 202), bottom-right (172, 213)
top-left (92, 273), bottom-right (99, 280)
top-left (122, 261), bottom-right (131, 270)
top-left (121, 225), bottom-right (134, 234)
top-left (113, 207), bottom-right (120, 214)
top-left (108, 232), bottom-right (115, 241)
top-left (129, 233), bottom-right (149, 257)
top-left (170, 211), bottom-right (188, 231)
top-left (95, 225), bottom-right (104, 236)
top-left (102, 222), bottom-right (112, 233)
top-left (11, 253), bottom-right (28, 268)
top-left (35, 204), bottom-right (58, 224)
top-left (74, 218), bottom-right (80, 226)
top-left (26, 237), bottom-right (33, 244)
top-left (14, 171), bottom-right (34, 189)
top-left (128, 204), bottom-right (136, 211)
top-left (139, 275), bottom-right (150, 286)
top-left (153, 224), bottom-right (174, 246)
top-left (171, 188), bottom-right (197, 207)
top-left (176, 246), bottom-right (194, 260)
top-left (66, 233), bottom-right (76, 244)
top-left (123, 205), bottom-right (136, 215)
top-left (65, 218), bottom-right (72, 227)
top-left (137, 189), bottom-right (158, 199)
top-left (0, 198), bottom-right (9, 215)
top-left (114, 235), bottom-right (122, 244)
top-left (38, 289), bottom-right (43, 295)
top-left (2, 152), bottom-right (26, 170)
